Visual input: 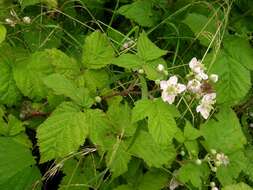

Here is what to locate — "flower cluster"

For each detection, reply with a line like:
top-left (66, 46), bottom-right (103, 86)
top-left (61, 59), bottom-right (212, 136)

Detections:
top-left (5, 10), bottom-right (31, 27)
top-left (159, 57), bottom-right (218, 119)
top-left (205, 149), bottom-right (229, 173)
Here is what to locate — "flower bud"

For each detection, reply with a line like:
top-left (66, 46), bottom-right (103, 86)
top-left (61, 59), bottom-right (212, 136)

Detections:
top-left (23, 16), bottom-right (31, 24)
top-left (180, 150), bottom-right (185, 156)
top-left (212, 167), bottom-right (217, 172)
top-left (138, 69), bottom-right (144, 74)
top-left (195, 159), bottom-right (202, 165)
top-left (215, 161), bottom-right (222, 167)
top-left (210, 149), bottom-right (217, 155)
top-left (157, 64), bottom-right (165, 72)
top-left (210, 182), bottom-right (216, 187)
top-left (210, 74), bottom-right (218, 83)
top-left (95, 96), bottom-right (102, 103)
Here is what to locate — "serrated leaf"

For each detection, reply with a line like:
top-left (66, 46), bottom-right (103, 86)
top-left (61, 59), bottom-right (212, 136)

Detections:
top-left (142, 58), bottom-right (167, 81)
top-left (82, 31), bottom-right (115, 69)
top-left (183, 13), bottom-right (217, 46)
top-left (206, 50), bottom-right (251, 106)
top-left (0, 115), bottom-right (24, 136)
top-left (106, 142), bottom-right (131, 178)
top-left (37, 102), bottom-right (89, 162)
top-left (85, 109), bottom-right (112, 151)
top-left (223, 182), bottom-right (253, 190)
top-left (137, 33), bottom-right (167, 61)
top-left (13, 51), bottom-right (54, 100)
top-left (13, 49), bottom-right (79, 100)
top-left (244, 147), bottom-right (253, 182)
top-left (223, 36), bottom-right (253, 70)
top-left (118, 1), bottom-right (159, 27)
top-left (107, 98), bottom-right (137, 137)
top-left (178, 163), bottom-right (210, 188)
top-left (138, 170), bottom-right (168, 190)
top-left (129, 131), bottom-right (175, 167)
top-left (112, 54), bottom-right (142, 69)
top-left (0, 44), bottom-right (21, 105)
top-left (0, 137), bottom-right (36, 185)
top-left (0, 165), bottom-right (41, 190)
top-left (59, 158), bottom-right (93, 190)
top-left (201, 107), bottom-right (246, 154)
top-left (0, 25), bottom-right (6, 44)
top-left (184, 121), bottom-right (201, 140)
top-left (44, 73), bottom-right (93, 107)
top-left (132, 98), bottom-right (178, 145)
top-left (76, 69), bottom-right (110, 94)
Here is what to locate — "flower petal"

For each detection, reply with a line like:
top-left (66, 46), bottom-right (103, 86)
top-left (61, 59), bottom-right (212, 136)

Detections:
top-left (160, 80), bottom-right (168, 90)
top-left (177, 84), bottom-right (186, 93)
top-left (189, 57), bottom-right (198, 69)
top-left (168, 75), bottom-right (178, 85)
top-left (162, 92), bottom-right (176, 104)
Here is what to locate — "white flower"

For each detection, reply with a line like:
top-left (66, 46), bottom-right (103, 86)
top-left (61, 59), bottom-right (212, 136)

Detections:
top-left (189, 57), bottom-right (208, 80)
top-left (23, 16), bottom-right (31, 24)
top-left (216, 153), bottom-right (229, 166)
top-left (187, 79), bottom-right (201, 93)
top-left (160, 76), bottom-right (186, 104)
top-left (210, 74), bottom-right (218, 83)
top-left (189, 57), bottom-right (204, 74)
top-left (157, 64), bottom-right (165, 72)
top-left (202, 93), bottom-right (216, 104)
top-left (196, 93), bottom-right (216, 119)
top-left (195, 71), bottom-right (208, 80)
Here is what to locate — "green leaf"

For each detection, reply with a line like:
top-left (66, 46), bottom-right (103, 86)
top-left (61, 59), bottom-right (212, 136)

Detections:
top-left (37, 102), bottom-right (89, 162)
top-left (44, 73), bottom-right (93, 107)
top-left (44, 49), bottom-right (80, 79)
top-left (132, 98), bottom-right (178, 145)
top-left (244, 147), bottom-right (253, 182)
top-left (178, 163), bottom-right (210, 188)
top-left (59, 157), bottom-right (95, 190)
top-left (0, 137), bottom-right (36, 185)
top-left (107, 97), bottom-right (137, 137)
top-left (0, 115), bottom-right (24, 136)
top-left (0, 55), bottom-right (21, 105)
top-left (223, 182), bottom-right (253, 190)
top-left (201, 107), bottom-right (246, 154)
top-left (106, 142), bottom-right (131, 178)
top-left (0, 25), bottom-right (6, 44)
top-left (129, 130), bottom-right (175, 168)
top-left (76, 69), bottom-right (110, 94)
top-left (82, 31), bottom-right (115, 69)
top-left (184, 121), bottom-right (201, 140)
top-left (223, 36), bottom-right (253, 70)
top-left (0, 165), bottom-right (41, 190)
top-left (183, 13), bottom-right (217, 46)
top-left (142, 58), bottom-right (167, 81)
top-left (13, 51), bottom-right (54, 100)
top-left (84, 109), bottom-right (114, 152)
top-left (112, 54), bottom-right (142, 69)
top-left (206, 50), bottom-right (251, 106)
top-left (138, 170), bottom-right (168, 190)
top-left (118, 1), bottom-right (159, 27)
top-left (19, 0), bottom-right (57, 8)
top-left (137, 33), bottom-right (167, 61)
top-left (217, 150), bottom-right (247, 186)
top-left (13, 49), bottom-right (79, 100)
